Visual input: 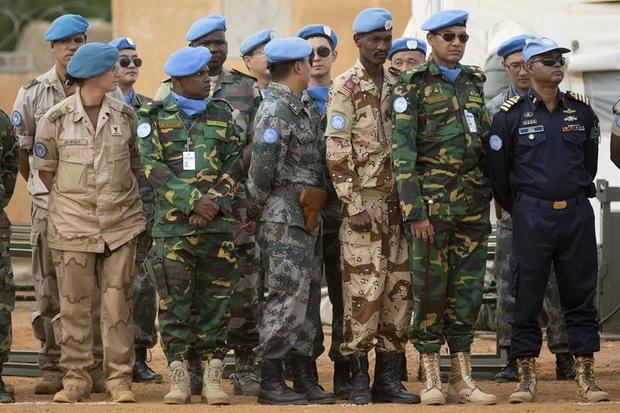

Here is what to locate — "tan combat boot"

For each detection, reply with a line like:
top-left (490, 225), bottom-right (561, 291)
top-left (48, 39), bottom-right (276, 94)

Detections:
top-left (164, 361), bottom-right (191, 404)
top-left (34, 372), bottom-right (63, 394)
top-left (53, 383), bottom-right (90, 403)
top-left (509, 357), bottom-right (537, 403)
top-left (420, 352), bottom-right (446, 405)
top-left (201, 358), bottom-right (230, 405)
top-left (447, 352), bottom-right (496, 405)
top-left (574, 355), bottom-right (610, 402)
top-left (109, 382), bottom-right (136, 403)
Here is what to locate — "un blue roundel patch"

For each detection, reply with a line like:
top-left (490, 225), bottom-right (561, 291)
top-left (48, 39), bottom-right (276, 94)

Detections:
top-left (263, 128), bottom-right (278, 144)
top-left (11, 111), bottom-right (22, 127)
top-left (330, 114), bottom-right (346, 130)
top-left (34, 142), bottom-right (47, 158)
top-left (489, 134), bottom-right (503, 151)
top-left (615, 114), bottom-right (620, 128)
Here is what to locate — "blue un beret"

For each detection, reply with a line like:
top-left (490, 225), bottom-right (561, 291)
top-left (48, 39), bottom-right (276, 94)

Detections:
top-left (67, 43), bottom-right (118, 79)
top-left (44, 14), bottom-right (89, 42)
top-left (109, 37), bottom-right (137, 50)
top-left (240, 29), bottom-right (274, 56)
top-left (164, 46), bottom-right (212, 77)
top-left (297, 24), bottom-right (338, 49)
top-left (388, 37), bottom-right (427, 60)
top-left (185, 14), bottom-right (227, 42)
top-left (523, 36), bottom-right (570, 63)
top-left (264, 38), bottom-right (312, 64)
top-left (352, 8), bottom-right (393, 34)
top-left (421, 9), bottom-right (468, 32)
top-left (497, 34), bottom-right (535, 58)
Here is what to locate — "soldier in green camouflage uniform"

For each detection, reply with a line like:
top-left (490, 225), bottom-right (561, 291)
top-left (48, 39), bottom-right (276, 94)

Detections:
top-left (154, 16), bottom-right (263, 395)
top-left (391, 10), bottom-right (496, 405)
top-left (0, 110), bottom-right (17, 403)
top-left (138, 46), bottom-right (242, 405)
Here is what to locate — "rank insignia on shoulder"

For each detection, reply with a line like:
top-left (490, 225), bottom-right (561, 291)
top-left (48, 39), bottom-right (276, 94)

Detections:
top-left (567, 91), bottom-right (589, 105)
top-left (500, 96), bottom-right (521, 112)
top-left (262, 128), bottom-right (278, 144)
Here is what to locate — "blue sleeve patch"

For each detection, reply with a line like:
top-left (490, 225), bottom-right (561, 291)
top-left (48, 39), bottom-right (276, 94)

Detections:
top-left (34, 142), bottom-right (48, 158)
top-left (615, 114), bottom-right (620, 128)
top-left (11, 111), bottom-right (22, 127)
top-left (489, 134), bottom-right (503, 151)
top-left (329, 113), bottom-right (347, 130)
top-left (262, 128), bottom-right (278, 144)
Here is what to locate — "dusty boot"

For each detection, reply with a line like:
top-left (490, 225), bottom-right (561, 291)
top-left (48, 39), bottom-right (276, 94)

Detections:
top-left (0, 366), bottom-right (14, 403)
top-left (333, 360), bottom-right (352, 399)
top-left (574, 355), bottom-right (609, 402)
top-left (509, 357), bottom-right (537, 403)
top-left (90, 368), bottom-right (106, 393)
top-left (349, 354), bottom-right (371, 405)
top-left (109, 382), bottom-right (135, 403)
top-left (187, 347), bottom-right (203, 395)
top-left (420, 352), bottom-right (446, 405)
top-left (258, 358), bottom-right (307, 405)
top-left (34, 371), bottom-right (64, 394)
top-left (290, 355), bottom-right (335, 404)
top-left (164, 361), bottom-right (191, 404)
top-left (447, 352), bottom-right (496, 405)
top-left (53, 383), bottom-right (90, 403)
top-left (201, 358), bottom-right (229, 405)
top-left (555, 352), bottom-right (575, 380)
top-left (371, 351), bottom-right (420, 403)
top-left (133, 346), bottom-right (163, 384)
top-left (230, 350), bottom-right (260, 396)
top-left (495, 356), bottom-right (518, 383)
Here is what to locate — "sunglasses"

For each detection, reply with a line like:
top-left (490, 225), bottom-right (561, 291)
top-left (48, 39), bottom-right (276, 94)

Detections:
top-left (532, 55), bottom-right (566, 66)
top-left (119, 57), bottom-right (142, 67)
top-left (313, 46), bottom-right (332, 58)
top-left (432, 31), bottom-right (469, 43)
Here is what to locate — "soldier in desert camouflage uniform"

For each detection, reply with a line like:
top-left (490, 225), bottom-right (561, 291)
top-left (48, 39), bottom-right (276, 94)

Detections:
top-left (612, 99), bottom-right (620, 168)
top-left (0, 110), bottom-right (18, 403)
top-left (325, 8), bottom-right (418, 406)
top-left (391, 9), bottom-right (496, 406)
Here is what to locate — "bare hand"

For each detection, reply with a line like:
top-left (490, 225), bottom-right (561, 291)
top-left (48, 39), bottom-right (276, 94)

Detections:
top-left (241, 221), bottom-right (256, 235)
top-left (189, 213), bottom-right (209, 228)
top-left (349, 210), bottom-right (372, 232)
top-left (193, 196), bottom-right (220, 220)
top-left (410, 219), bottom-right (434, 243)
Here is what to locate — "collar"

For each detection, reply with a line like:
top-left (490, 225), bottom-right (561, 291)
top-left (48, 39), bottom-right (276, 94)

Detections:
top-left (509, 83), bottom-right (523, 97)
top-left (267, 82), bottom-right (304, 114)
top-left (428, 58), bottom-right (463, 81)
top-left (41, 66), bottom-right (67, 97)
top-left (124, 89), bottom-right (135, 106)
top-left (352, 60), bottom-right (396, 94)
top-left (526, 87), bottom-right (568, 109)
top-left (70, 89), bottom-right (112, 130)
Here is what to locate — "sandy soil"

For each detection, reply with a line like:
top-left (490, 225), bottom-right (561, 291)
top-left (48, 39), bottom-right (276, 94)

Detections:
top-left (3, 301), bottom-right (619, 412)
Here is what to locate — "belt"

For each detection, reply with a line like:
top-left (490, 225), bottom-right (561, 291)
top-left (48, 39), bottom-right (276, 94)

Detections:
top-left (516, 192), bottom-right (585, 210)
top-left (360, 188), bottom-right (397, 203)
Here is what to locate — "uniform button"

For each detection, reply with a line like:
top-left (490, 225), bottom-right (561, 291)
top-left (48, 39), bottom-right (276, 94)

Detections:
top-left (528, 134), bottom-right (535, 140)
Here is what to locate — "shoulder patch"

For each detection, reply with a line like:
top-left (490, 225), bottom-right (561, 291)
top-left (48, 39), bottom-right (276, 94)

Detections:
top-left (262, 128), bottom-right (278, 144)
top-left (500, 96), bottom-right (522, 113)
top-left (229, 68), bottom-right (258, 82)
top-left (210, 98), bottom-right (234, 113)
top-left (566, 91), bottom-right (590, 106)
top-left (329, 113), bottom-right (347, 130)
top-left (23, 78), bottom-right (40, 90)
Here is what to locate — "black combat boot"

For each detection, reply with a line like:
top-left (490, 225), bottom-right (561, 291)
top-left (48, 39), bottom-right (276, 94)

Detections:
top-left (0, 365), bottom-right (14, 403)
top-left (371, 351), bottom-right (420, 404)
top-left (397, 351), bottom-right (409, 381)
top-left (290, 355), bottom-right (335, 404)
top-left (555, 352), bottom-right (575, 380)
top-left (333, 360), bottom-right (352, 399)
top-left (495, 355), bottom-right (518, 383)
top-left (133, 346), bottom-right (163, 383)
top-left (186, 347), bottom-right (203, 395)
top-left (349, 354), bottom-right (371, 405)
top-left (257, 358), bottom-right (307, 405)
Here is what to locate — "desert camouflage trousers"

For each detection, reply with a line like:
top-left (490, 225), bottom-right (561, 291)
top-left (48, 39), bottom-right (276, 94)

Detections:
top-left (339, 198), bottom-right (412, 356)
top-left (52, 239), bottom-right (136, 391)
top-left (0, 212), bottom-right (15, 362)
top-left (408, 207), bottom-right (490, 354)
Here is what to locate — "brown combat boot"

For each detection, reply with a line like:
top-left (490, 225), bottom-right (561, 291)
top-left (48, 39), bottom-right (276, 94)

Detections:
top-left (109, 382), bottom-right (135, 403)
top-left (53, 383), bottom-right (90, 403)
top-left (509, 357), bottom-right (537, 403)
top-left (420, 352), bottom-right (446, 405)
top-left (34, 372), bottom-right (63, 394)
top-left (574, 355), bottom-right (610, 402)
top-left (447, 352), bottom-right (496, 405)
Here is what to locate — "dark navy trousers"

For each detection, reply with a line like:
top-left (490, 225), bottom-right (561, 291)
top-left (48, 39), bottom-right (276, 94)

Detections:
top-left (509, 193), bottom-right (600, 357)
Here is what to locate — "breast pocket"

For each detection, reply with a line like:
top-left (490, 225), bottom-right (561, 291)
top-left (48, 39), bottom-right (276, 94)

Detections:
top-left (197, 125), bottom-right (228, 172)
top-left (423, 96), bottom-right (454, 140)
top-left (57, 146), bottom-right (91, 194)
top-left (105, 134), bottom-right (134, 193)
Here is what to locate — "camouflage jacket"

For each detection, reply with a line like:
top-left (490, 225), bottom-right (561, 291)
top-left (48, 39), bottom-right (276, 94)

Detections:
top-left (247, 82), bottom-right (324, 228)
top-left (0, 110), bottom-right (17, 211)
top-left (392, 58), bottom-right (492, 222)
top-left (325, 60), bottom-right (398, 217)
top-left (138, 94), bottom-right (243, 237)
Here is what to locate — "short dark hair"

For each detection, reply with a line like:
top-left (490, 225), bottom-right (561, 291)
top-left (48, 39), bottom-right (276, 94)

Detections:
top-left (268, 59), bottom-right (301, 82)
top-left (65, 74), bottom-right (85, 87)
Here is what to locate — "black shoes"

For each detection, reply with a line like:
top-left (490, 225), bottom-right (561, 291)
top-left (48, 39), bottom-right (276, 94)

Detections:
top-left (371, 351), bottom-right (420, 404)
top-left (555, 352), bottom-right (575, 380)
top-left (290, 355), bottom-right (335, 404)
top-left (133, 346), bottom-right (163, 383)
top-left (257, 358), bottom-right (307, 405)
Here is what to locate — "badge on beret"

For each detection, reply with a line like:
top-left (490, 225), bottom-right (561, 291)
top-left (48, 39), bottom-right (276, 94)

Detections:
top-left (137, 122), bottom-right (152, 138)
top-left (11, 111), bottom-right (22, 127)
top-left (406, 40), bottom-right (418, 50)
top-left (393, 97), bottom-right (408, 113)
top-left (489, 134), bottom-right (502, 151)
top-left (262, 128), bottom-right (278, 144)
top-left (126, 37), bottom-right (135, 47)
top-left (615, 114), bottom-right (620, 128)
top-left (385, 20), bottom-right (393, 30)
top-left (323, 26), bottom-right (332, 36)
top-left (330, 114), bottom-right (347, 130)
top-left (34, 142), bottom-right (47, 158)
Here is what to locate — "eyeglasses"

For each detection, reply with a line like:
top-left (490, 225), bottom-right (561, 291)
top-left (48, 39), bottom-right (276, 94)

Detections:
top-left (118, 57), bottom-right (142, 68)
top-left (432, 31), bottom-right (469, 43)
top-left (531, 55), bottom-right (566, 66)
top-left (507, 62), bottom-right (525, 71)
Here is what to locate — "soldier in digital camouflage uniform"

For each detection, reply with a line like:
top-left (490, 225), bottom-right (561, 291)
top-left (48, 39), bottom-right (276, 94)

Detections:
top-left (391, 10), bottom-right (496, 405)
top-left (247, 37), bottom-right (335, 406)
top-left (325, 8), bottom-right (418, 406)
top-left (487, 34), bottom-right (573, 383)
top-left (109, 36), bottom-right (162, 384)
top-left (138, 46), bottom-right (242, 405)
top-left (154, 15), bottom-right (263, 395)
top-left (0, 110), bottom-right (18, 403)
top-left (11, 14), bottom-right (111, 395)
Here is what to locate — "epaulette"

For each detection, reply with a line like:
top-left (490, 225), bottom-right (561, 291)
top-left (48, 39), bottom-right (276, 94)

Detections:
top-left (23, 78), bottom-right (40, 90)
top-left (388, 66), bottom-right (401, 77)
top-left (399, 63), bottom-right (428, 82)
top-left (566, 91), bottom-right (590, 106)
top-left (139, 100), bottom-right (162, 117)
top-left (229, 68), bottom-right (258, 82)
top-left (464, 65), bottom-right (487, 82)
top-left (500, 95), bottom-right (521, 112)
top-left (161, 78), bottom-right (172, 84)
top-left (210, 98), bottom-right (234, 113)
top-left (47, 106), bottom-right (65, 122)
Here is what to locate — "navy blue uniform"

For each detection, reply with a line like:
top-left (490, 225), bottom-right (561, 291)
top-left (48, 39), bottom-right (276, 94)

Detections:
top-left (486, 89), bottom-right (600, 358)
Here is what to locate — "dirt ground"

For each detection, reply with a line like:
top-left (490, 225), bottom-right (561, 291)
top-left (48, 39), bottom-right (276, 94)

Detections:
top-left (3, 301), bottom-right (619, 412)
